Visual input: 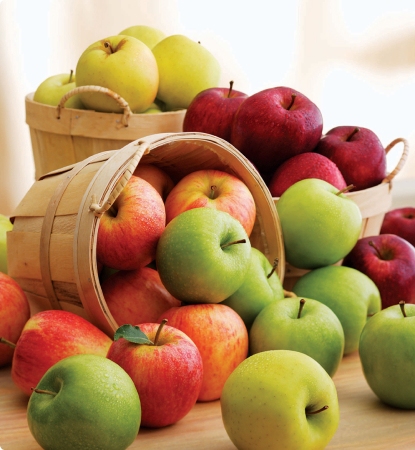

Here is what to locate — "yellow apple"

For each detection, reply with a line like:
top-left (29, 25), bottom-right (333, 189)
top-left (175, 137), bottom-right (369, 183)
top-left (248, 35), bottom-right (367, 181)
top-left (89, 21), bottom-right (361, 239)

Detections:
top-left (119, 24), bottom-right (166, 49)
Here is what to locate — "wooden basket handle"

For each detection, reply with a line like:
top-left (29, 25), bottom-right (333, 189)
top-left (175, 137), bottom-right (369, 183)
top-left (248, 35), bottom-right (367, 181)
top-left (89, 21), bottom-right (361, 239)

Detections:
top-left (383, 137), bottom-right (410, 183)
top-left (56, 85), bottom-right (132, 126)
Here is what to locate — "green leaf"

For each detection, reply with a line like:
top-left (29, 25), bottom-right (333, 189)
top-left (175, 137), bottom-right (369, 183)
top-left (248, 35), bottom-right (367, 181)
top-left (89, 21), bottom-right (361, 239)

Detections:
top-left (114, 324), bottom-right (154, 345)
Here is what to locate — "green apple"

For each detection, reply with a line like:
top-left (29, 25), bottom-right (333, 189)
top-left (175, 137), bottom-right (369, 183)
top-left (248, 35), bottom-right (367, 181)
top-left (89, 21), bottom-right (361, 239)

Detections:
top-left (359, 301), bottom-right (415, 409)
top-left (75, 35), bottom-right (159, 113)
top-left (119, 25), bottom-right (166, 49)
top-left (33, 70), bottom-right (84, 109)
top-left (156, 207), bottom-right (251, 304)
top-left (221, 248), bottom-right (284, 330)
top-left (152, 34), bottom-right (221, 111)
top-left (276, 178), bottom-right (362, 269)
top-left (136, 101), bottom-right (162, 114)
top-left (249, 297), bottom-right (345, 376)
top-left (221, 349), bottom-right (340, 450)
top-left (0, 214), bottom-right (13, 274)
top-left (27, 354), bottom-right (141, 450)
top-left (293, 265), bottom-right (382, 354)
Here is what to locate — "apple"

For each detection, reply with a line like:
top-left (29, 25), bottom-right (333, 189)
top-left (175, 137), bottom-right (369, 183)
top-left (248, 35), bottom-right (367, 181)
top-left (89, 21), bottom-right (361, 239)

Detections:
top-left (182, 80), bottom-right (248, 142)
top-left (156, 207), bottom-right (251, 304)
top-left (221, 349), bottom-right (340, 450)
top-left (164, 169), bottom-right (256, 236)
top-left (0, 214), bottom-right (13, 274)
top-left (137, 102), bottom-right (162, 114)
top-left (249, 297), bottom-right (345, 377)
top-left (96, 174), bottom-right (166, 271)
top-left (314, 126), bottom-right (387, 191)
top-left (107, 321), bottom-right (203, 428)
top-left (9, 310), bottom-right (112, 396)
top-left (359, 301), bottom-right (415, 409)
top-left (342, 234), bottom-right (415, 309)
top-left (158, 303), bottom-right (248, 401)
top-left (293, 265), bottom-right (382, 354)
top-left (268, 152), bottom-right (347, 197)
top-left (221, 247), bottom-right (285, 330)
top-left (133, 163), bottom-right (175, 201)
top-left (100, 266), bottom-right (181, 327)
top-left (276, 178), bottom-right (362, 269)
top-left (380, 207), bottom-right (415, 247)
top-left (75, 35), bottom-right (159, 113)
top-left (152, 34), bottom-right (221, 111)
top-left (230, 86), bottom-right (323, 182)
top-left (118, 24), bottom-right (166, 49)
top-left (27, 354), bottom-right (141, 450)
top-left (0, 272), bottom-right (30, 367)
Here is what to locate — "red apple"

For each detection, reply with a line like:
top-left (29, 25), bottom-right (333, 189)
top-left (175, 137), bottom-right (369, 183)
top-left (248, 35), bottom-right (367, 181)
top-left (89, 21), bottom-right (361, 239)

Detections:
top-left (101, 266), bottom-right (181, 326)
top-left (182, 81), bottom-right (248, 142)
top-left (133, 163), bottom-right (175, 201)
top-left (164, 169), bottom-right (256, 236)
top-left (9, 310), bottom-right (113, 396)
top-left (343, 234), bottom-right (415, 309)
top-left (380, 207), bottom-right (415, 247)
top-left (230, 86), bottom-right (323, 182)
top-left (314, 126), bottom-right (387, 191)
top-left (96, 174), bottom-right (166, 270)
top-left (106, 321), bottom-right (203, 428)
top-left (268, 152), bottom-right (347, 197)
top-left (0, 273), bottom-right (30, 367)
top-left (158, 303), bottom-right (249, 402)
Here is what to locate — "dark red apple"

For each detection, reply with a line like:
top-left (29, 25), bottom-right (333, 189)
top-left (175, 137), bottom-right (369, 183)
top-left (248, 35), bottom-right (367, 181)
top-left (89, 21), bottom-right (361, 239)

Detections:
top-left (343, 234), bottom-right (415, 309)
top-left (183, 81), bottom-right (248, 142)
top-left (230, 86), bottom-right (323, 181)
top-left (314, 126), bottom-right (387, 191)
top-left (380, 207), bottom-right (415, 247)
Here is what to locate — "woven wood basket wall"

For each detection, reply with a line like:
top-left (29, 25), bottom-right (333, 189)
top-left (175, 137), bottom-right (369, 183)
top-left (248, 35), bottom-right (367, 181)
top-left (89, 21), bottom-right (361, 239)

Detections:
top-left (7, 132), bottom-right (285, 337)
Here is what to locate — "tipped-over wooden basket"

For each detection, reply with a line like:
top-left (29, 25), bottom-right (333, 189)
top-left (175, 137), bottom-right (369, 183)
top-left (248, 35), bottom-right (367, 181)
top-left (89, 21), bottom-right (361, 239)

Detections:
top-left (7, 132), bottom-right (285, 336)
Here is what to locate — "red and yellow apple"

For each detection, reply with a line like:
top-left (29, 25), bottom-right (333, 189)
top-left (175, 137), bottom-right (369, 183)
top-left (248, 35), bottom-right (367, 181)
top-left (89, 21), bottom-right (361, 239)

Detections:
top-left (133, 163), bottom-right (175, 201)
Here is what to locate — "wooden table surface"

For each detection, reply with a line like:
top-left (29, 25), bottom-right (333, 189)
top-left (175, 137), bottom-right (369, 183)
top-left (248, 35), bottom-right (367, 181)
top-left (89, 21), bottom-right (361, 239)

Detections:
top-left (1, 350), bottom-right (415, 449)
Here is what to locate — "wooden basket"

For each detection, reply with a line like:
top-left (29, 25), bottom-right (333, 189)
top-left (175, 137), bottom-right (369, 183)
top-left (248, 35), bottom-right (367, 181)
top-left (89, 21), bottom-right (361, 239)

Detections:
top-left (7, 132), bottom-right (285, 337)
top-left (25, 86), bottom-right (186, 180)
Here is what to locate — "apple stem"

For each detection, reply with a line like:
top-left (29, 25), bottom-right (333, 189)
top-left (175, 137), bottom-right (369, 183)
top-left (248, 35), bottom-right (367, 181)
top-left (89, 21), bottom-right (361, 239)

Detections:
top-left (267, 258), bottom-right (279, 279)
top-left (31, 387), bottom-right (57, 396)
top-left (221, 239), bottom-right (246, 249)
top-left (0, 337), bottom-right (16, 349)
top-left (346, 127), bottom-right (360, 141)
top-left (306, 405), bottom-right (329, 415)
top-left (154, 319), bottom-right (168, 346)
top-left (368, 240), bottom-right (383, 259)
top-left (104, 40), bottom-right (115, 54)
top-left (297, 298), bottom-right (306, 318)
top-left (228, 81), bottom-right (234, 98)
top-left (69, 69), bottom-right (74, 83)
top-left (209, 185), bottom-right (217, 199)
top-left (287, 93), bottom-right (297, 110)
top-left (336, 184), bottom-right (355, 195)
top-left (399, 300), bottom-right (407, 317)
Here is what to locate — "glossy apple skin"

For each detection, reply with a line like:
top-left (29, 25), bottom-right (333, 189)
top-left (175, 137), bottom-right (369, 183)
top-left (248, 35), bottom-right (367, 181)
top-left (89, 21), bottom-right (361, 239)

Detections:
top-left (314, 125), bottom-right (387, 191)
top-left (164, 169), bottom-right (256, 236)
top-left (380, 207), bottom-right (415, 247)
top-left (133, 163), bottom-right (175, 201)
top-left (33, 72), bottom-right (83, 109)
top-left (343, 234), bottom-right (415, 309)
top-left (159, 303), bottom-right (249, 402)
top-left (11, 310), bottom-right (112, 396)
top-left (183, 84), bottom-right (248, 142)
top-left (96, 175), bottom-right (166, 271)
top-left (230, 86), bottom-right (323, 181)
top-left (107, 322), bottom-right (203, 428)
top-left (0, 273), bottom-right (30, 367)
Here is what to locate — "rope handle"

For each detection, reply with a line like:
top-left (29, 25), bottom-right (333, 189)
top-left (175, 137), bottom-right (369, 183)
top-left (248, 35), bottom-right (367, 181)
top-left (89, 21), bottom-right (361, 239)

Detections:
top-left (56, 85), bottom-right (132, 126)
top-left (383, 137), bottom-right (409, 183)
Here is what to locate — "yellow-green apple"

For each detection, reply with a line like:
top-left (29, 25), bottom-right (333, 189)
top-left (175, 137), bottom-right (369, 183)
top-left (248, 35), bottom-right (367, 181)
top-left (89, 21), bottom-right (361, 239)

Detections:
top-left (164, 169), bottom-right (256, 236)
top-left (136, 102), bottom-right (162, 114)
top-left (133, 163), bottom-right (175, 201)
top-left (221, 349), bottom-right (340, 450)
top-left (343, 234), bottom-right (415, 309)
top-left (268, 152), bottom-right (347, 197)
top-left (96, 175), bottom-right (166, 271)
top-left (158, 303), bottom-right (248, 401)
top-left (118, 24), bottom-right (166, 49)
top-left (182, 81), bottom-right (248, 142)
top-left (380, 207), bottom-right (415, 247)
top-left (107, 321), bottom-right (203, 428)
top-left (33, 70), bottom-right (84, 109)
top-left (221, 248), bottom-right (284, 330)
top-left (76, 35), bottom-right (159, 113)
top-left (156, 208), bottom-right (251, 304)
top-left (10, 310), bottom-right (112, 396)
top-left (293, 265), bottom-right (382, 354)
top-left (359, 301), bottom-right (415, 409)
top-left (230, 86), bottom-right (323, 183)
top-left (0, 214), bottom-right (13, 274)
top-left (0, 272), bottom-right (30, 367)
top-left (314, 126), bottom-right (387, 191)
top-left (27, 354), bottom-right (141, 450)
top-left (152, 34), bottom-right (221, 111)
top-left (276, 178), bottom-right (362, 269)
top-left (249, 297), bottom-right (345, 377)
top-left (101, 266), bottom-right (181, 326)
